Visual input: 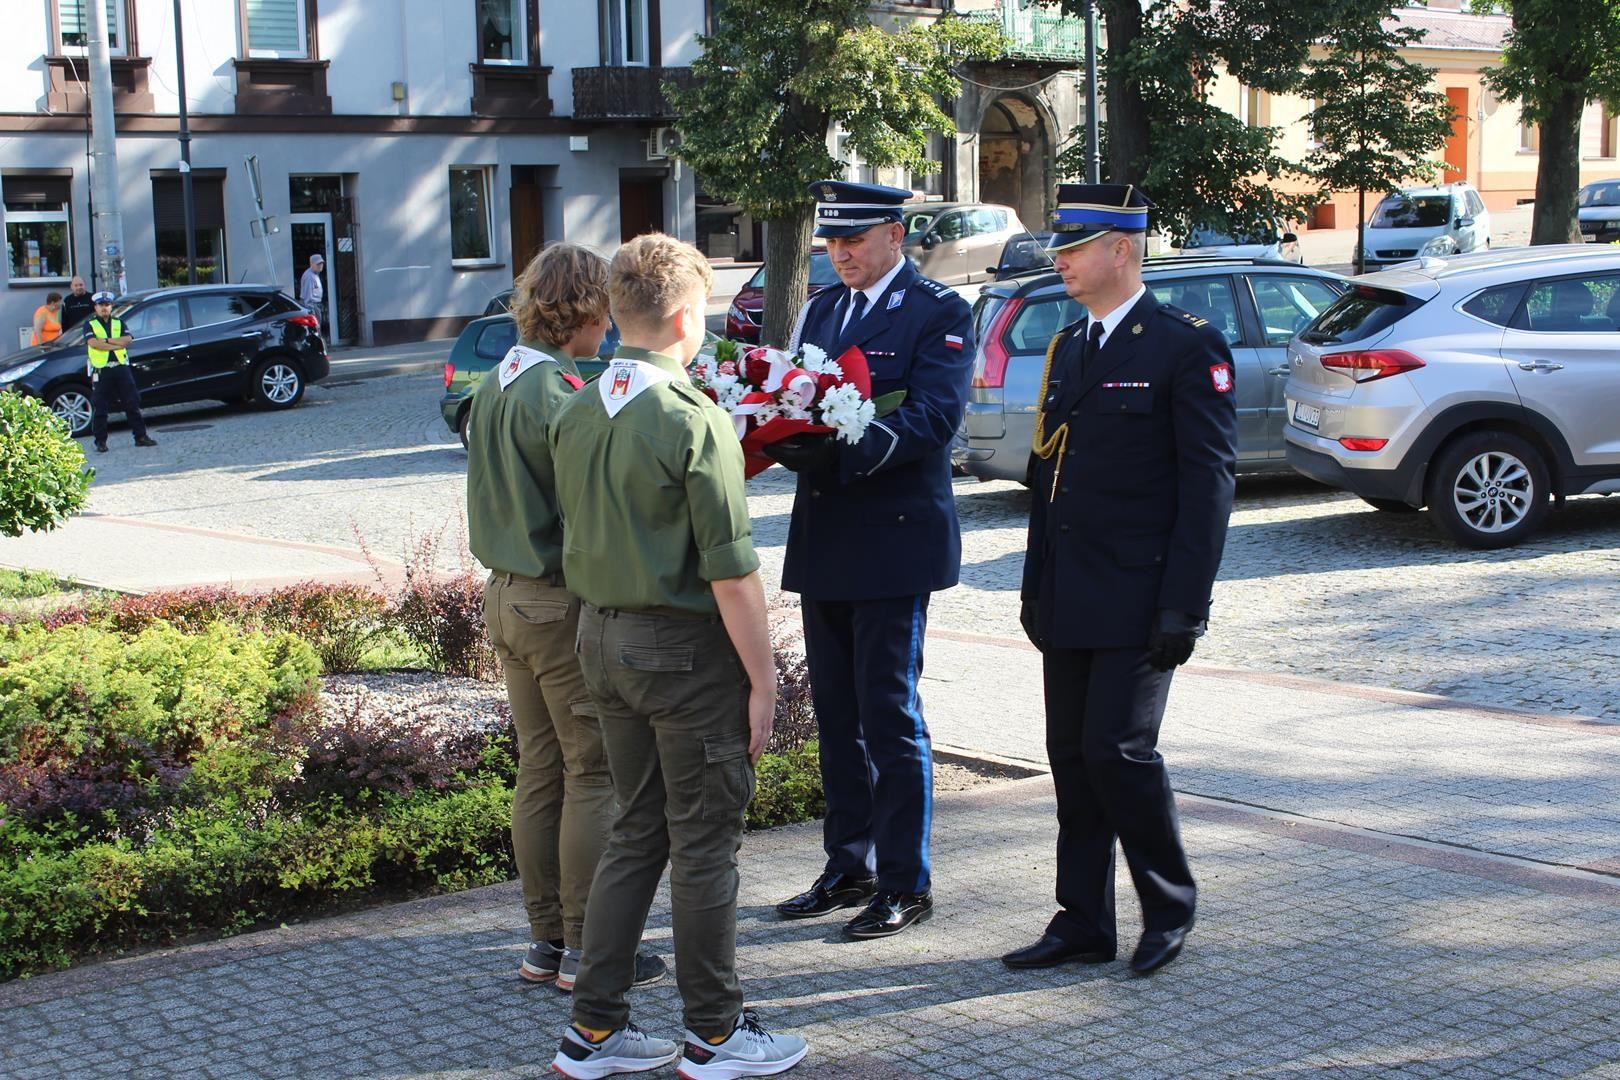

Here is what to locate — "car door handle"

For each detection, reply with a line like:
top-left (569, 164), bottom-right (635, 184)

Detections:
top-left (1268, 365), bottom-right (1291, 376)
top-left (1517, 361), bottom-right (1564, 372)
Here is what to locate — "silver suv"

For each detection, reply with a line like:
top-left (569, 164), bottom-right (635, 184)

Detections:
top-left (1284, 245), bottom-right (1620, 548)
top-left (956, 257), bottom-right (1347, 482)
top-left (1359, 183), bottom-right (1490, 271)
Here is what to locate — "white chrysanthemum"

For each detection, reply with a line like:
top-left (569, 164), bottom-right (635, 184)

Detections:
top-left (799, 343), bottom-right (830, 372)
top-left (710, 372), bottom-right (747, 410)
top-left (818, 383), bottom-right (875, 444)
top-left (817, 359), bottom-right (843, 380)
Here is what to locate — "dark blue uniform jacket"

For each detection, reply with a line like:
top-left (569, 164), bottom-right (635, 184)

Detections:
top-left (781, 260), bottom-right (974, 601)
top-left (1022, 291), bottom-right (1239, 649)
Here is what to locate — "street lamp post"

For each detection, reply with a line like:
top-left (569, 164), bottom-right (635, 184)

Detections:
top-left (173, 0), bottom-right (197, 285)
top-left (1083, 0), bottom-right (1100, 184)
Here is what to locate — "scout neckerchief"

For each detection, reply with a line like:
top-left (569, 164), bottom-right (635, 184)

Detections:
top-left (599, 356), bottom-right (675, 418)
top-left (497, 344), bottom-right (584, 391)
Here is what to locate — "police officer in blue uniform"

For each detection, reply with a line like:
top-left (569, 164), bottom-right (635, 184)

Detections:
top-left (1002, 184), bottom-right (1237, 975)
top-left (766, 180), bottom-right (974, 939)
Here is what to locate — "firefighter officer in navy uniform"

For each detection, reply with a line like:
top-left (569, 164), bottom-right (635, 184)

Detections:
top-left (1002, 184), bottom-right (1237, 976)
top-left (765, 180), bottom-right (974, 939)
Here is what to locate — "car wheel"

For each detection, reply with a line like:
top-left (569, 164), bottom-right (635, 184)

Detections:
top-left (1360, 496), bottom-right (1418, 513)
top-left (457, 408), bottom-right (470, 450)
top-left (1425, 431), bottom-right (1550, 549)
top-left (251, 356), bottom-right (305, 409)
top-left (47, 384), bottom-right (94, 437)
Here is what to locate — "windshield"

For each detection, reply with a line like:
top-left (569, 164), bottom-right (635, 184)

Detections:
top-left (1370, 195), bottom-right (1452, 229)
top-left (903, 210), bottom-right (938, 235)
top-left (746, 251), bottom-right (840, 289)
top-left (1580, 182), bottom-right (1620, 207)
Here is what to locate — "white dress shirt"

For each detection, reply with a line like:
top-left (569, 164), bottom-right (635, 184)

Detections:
top-left (840, 254), bottom-right (908, 332)
top-left (1085, 283), bottom-right (1148, 349)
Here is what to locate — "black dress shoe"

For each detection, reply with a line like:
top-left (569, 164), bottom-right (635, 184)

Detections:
top-left (134, 436), bottom-right (158, 447)
top-left (775, 870), bottom-right (877, 920)
top-left (1001, 932), bottom-right (1115, 970)
top-left (843, 890), bottom-right (932, 939)
top-left (1130, 917), bottom-right (1193, 974)
top-left (93, 443), bottom-right (108, 453)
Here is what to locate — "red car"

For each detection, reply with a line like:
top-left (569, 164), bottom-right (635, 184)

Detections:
top-left (724, 249), bottom-right (841, 343)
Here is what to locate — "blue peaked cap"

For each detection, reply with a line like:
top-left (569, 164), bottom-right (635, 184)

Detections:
top-left (1047, 183), bottom-right (1155, 252)
top-left (810, 180), bottom-right (912, 238)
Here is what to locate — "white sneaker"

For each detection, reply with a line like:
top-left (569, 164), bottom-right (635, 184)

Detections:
top-left (551, 1023), bottom-right (680, 1078)
top-left (675, 1010), bottom-right (809, 1079)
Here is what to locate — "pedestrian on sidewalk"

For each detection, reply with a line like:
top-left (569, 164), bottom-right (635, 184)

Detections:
top-left (465, 243), bottom-right (665, 994)
top-left (31, 292), bottom-right (63, 346)
top-left (768, 180), bottom-right (974, 940)
top-left (60, 276), bottom-right (94, 331)
top-left (85, 292), bottom-right (157, 454)
top-left (547, 233), bottom-right (807, 1080)
top-left (1005, 184), bottom-right (1237, 977)
top-left (299, 253), bottom-right (325, 334)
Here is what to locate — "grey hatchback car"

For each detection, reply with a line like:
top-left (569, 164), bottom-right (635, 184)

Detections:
top-left (955, 257), bottom-right (1348, 483)
top-left (1285, 245), bottom-right (1620, 548)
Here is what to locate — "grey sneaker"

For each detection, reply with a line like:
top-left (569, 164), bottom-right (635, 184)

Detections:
top-left (520, 940), bottom-right (562, 983)
top-left (556, 949), bottom-right (668, 993)
top-left (676, 1010), bottom-right (808, 1079)
top-left (552, 1023), bottom-right (679, 1079)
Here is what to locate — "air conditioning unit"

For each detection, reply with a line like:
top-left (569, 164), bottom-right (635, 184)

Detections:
top-left (648, 126), bottom-right (682, 160)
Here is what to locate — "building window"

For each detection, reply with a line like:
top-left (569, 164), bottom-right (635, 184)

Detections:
top-left (1306, 97), bottom-right (1323, 149)
top-left (601, 0), bottom-right (649, 66)
top-left (1520, 118), bottom-right (1540, 152)
top-left (450, 167), bottom-right (496, 264)
top-left (4, 175), bottom-right (75, 283)
top-left (242, 0), bottom-right (310, 59)
top-left (1602, 106), bottom-right (1617, 159)
top-left (1238, 85), bottom-right (1264, 128)
top-left (56, 0), bottom-right (127, 56)
top-left (152, 172), bottom-right (227, 286)
top-left (477, 0), bottom-right (526, 64)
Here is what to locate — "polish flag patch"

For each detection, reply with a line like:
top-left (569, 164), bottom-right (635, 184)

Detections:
top-left (1209, 363), bottom-right (1233, 393)
top-left (944, 334), bottom-right (964, 350)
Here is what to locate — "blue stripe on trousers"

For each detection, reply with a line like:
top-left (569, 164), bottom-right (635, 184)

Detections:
top-left (905, 596), bottom-right (932, 891)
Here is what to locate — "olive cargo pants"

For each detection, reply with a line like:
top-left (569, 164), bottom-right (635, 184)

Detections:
top-left (483, 573), bottom-right (614, 947)
top-left (569, 604), bottom-right (755, 1041)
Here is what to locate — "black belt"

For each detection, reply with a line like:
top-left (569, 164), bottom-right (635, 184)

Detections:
top-left (583, 602), bottom-right (720, 623)
top-left (497, 570), bottom-right (564, 587)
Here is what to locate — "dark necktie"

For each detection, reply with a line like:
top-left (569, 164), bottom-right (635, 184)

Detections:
top-left (842, 289), bottom-right (869, 335)
top-left (1079, 319), bottom-right (1104, 376)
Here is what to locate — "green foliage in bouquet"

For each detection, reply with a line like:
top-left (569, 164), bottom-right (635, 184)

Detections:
top-left (0, 392), bottom-right (91, 538)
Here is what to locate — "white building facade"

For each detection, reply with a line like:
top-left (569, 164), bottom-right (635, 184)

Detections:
top-left (1, 0), bottom-right (704, 346)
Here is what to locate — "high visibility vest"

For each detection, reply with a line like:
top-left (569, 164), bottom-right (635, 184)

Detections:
top-left (87, 318), bottom-right (128, 369)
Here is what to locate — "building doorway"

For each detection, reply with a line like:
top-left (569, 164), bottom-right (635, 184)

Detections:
top-left (978, 96), bottom-right (1050, 234)
top-left (511, 165), bottom-right (546, 275)
top-left (1443, 87), bottom-right (1470, 184)
top-left (619, 174), bottom-right (666, 242)
top-left (290, 175), bottom-right (360, 344)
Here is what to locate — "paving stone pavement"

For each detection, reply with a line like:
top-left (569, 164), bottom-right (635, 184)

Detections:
top-left (26, 367), bottom-right (1620, 721)
top-left (3, 776), bottom-right (1617, 1079)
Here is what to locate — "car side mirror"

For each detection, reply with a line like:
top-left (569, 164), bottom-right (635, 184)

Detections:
top-left (921, 233), bottom-right (938, 250)
top-left (1281, 232), bottom-right (1298, 244)
top-left (1456, 216), bottom-right (1474, 228)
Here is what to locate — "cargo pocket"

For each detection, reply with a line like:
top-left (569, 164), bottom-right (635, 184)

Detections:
top-left (701, 734), bottom-right (755, 822)
top-left (509, 600), bottom-right (569, 624)
top-left (618, 644), bottom-right (695, 672)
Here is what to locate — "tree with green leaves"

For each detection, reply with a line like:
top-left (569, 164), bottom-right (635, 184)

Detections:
top-left (669, 3), bottom-right (1003, 346)
top-left (1474, 0), bottom-right (1620, 245)
top-left (1301, 0), bottom-right (1454, 274)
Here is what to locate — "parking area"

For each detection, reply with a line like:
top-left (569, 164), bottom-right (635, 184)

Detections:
top-left (40, 362), bottom-right (1620, 722)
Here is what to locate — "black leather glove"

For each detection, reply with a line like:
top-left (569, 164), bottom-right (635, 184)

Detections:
top-left (1020, 599), bottom-right (1044, 652)
top-left (763, 434), bottom-right (838, 474)
top-left (1145, 609), bottom-right (1206, 672)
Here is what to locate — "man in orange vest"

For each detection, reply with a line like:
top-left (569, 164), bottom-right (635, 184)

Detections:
top-left (85, 292), bottom-right (157, 453)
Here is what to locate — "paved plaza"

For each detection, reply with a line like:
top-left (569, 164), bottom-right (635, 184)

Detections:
top-left (3, 361), bottom-right (1619, 1077)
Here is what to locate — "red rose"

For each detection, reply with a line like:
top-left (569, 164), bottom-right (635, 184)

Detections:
top-left (743, 349), bottom-right (772, 388)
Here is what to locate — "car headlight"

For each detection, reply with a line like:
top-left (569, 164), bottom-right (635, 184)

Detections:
top-left (0, 359), bottom-right (45, 385)
top-left (1419, 235), bottom-right (1459, 257)
top-left (728, 302), bottom-right (744, 320)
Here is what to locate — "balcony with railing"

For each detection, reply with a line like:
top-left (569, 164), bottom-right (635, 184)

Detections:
top-left (964, 0), bottom-right (1087, 63)
top-left (572, 66), bottom-right (697, 121)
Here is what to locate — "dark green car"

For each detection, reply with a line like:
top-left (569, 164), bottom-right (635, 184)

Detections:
top-left (439, 314), bottom-right (612, 446)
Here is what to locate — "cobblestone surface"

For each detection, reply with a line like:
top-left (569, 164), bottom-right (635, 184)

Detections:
top-left (3, 779), bottom-right (1617, 1079)
top-left (75, 369), bottom-right (1620, 720)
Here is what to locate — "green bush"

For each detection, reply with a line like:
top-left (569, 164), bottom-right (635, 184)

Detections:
top-left (0, 621), bottom-right (320, 759)
top-left (747, 741), bottom-right (825, 831)
top-left (0, 393), bottom-right (91, 537)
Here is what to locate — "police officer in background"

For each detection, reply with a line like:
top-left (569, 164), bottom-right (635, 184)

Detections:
top-left (85, 292), bottom-right (157, 453)
top-left (1003, 184), bottom-right (1236, 976)
top-left (768, 181), bottom-right (974, 940)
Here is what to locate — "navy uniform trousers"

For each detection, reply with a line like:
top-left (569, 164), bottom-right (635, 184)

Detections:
top-left (91, 364), bottom-right (150, 446)
top-left (802, 595), bottom-right (932, 893)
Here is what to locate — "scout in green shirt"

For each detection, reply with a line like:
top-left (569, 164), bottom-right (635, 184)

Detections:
top-left (548, 234), bottom-right (806, 1080)
top-left (464, 243), bottom-right (665, 993)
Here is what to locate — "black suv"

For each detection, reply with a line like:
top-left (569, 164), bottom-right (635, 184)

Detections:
top-left (0, 284), bottom-right (329, 437)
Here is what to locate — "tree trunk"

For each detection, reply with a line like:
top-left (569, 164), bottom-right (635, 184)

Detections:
top-left (762, 201), bottom-right (815, 348)
top-left (1098, 0), bottom-right (1149, 186)
top-left (1531, 90), bottom-right (1585, 245)
top-left (1356, 187), bottom-right (1366, 276)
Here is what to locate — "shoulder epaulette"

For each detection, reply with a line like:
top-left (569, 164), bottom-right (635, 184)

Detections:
top-left (1158, 303), bottom-right (1210, 330)
top-left (670, 381), bottom-right (708, 406)
top-left (914, 277), bottom-right (959, 303)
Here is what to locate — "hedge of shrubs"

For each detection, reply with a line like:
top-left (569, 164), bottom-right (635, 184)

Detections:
top-left (0, 578), bottom-right (823, 981)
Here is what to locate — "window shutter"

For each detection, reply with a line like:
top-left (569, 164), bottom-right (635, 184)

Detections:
top-left (2, 175), bottom-right (72, 206)
top-left (245, 0), bottom-right (305, 56)
top-left (152, 174), bottom-right (227, 230)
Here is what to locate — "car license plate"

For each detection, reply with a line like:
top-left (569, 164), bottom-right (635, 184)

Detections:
top-left (1293, 401), bottom-right (1322, 429)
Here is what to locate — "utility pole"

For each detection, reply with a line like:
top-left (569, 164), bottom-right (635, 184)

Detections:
top-left (1082, 0), bottom-right (1100, 184)
top-left (86, 0), bottom-right (125, 294)
top-left (173, 0), bottom-right (197, 285)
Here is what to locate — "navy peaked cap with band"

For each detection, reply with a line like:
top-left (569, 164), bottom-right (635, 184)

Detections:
top-left (1047, 183), bottom-right (1156, 252)
top-left (810, 180), bottom-right (912, 238)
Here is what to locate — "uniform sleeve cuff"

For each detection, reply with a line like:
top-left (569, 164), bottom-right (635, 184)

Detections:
top-left (698, 539), bottom-right (760, 582)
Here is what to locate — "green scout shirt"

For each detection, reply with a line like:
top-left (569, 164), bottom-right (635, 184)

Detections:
top-left (465, 338), bottom-right (582, 579)
top-left (548, 345), bottom-right (758, 614)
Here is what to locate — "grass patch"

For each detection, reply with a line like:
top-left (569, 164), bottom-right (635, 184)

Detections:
top-left (0, 568), bottom-right (66, 600)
